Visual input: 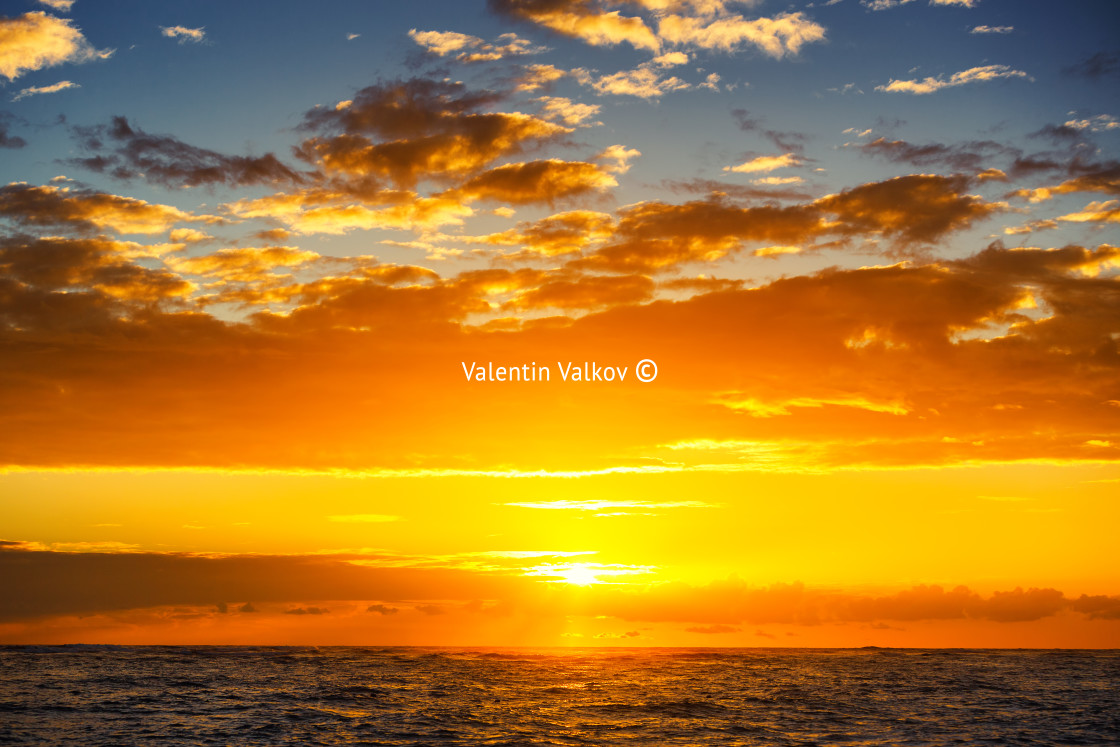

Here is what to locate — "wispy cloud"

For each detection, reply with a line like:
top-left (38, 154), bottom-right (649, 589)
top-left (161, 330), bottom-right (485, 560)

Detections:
top-left (876, 64), bottom-right (1031, 94)
top-left (160, 25), bottom-right (206, 44)
top-left (11, 79), bottom-right (78, 101)
top-left (327, 514), bottom-right (402, 523)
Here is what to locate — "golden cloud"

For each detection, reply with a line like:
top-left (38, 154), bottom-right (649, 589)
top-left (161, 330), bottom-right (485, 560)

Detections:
top-left (0, 11), bottom-right (111, 81)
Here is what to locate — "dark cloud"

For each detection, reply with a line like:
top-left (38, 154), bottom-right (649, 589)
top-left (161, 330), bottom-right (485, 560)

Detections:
top-left (684, 624), bottom-right (740, 634)
top-left (660, 177), bottom-right (811, 202)
top-left (366, 604), bottom-right (400, 615)
top-left (0, 182), bottom-right (201, 235)
top-left (2, 544), bottom-right (1118, 628)
top-left (574, 174), bottom-right (998, 273)
top-left (731, 108), bottom-right (809, 154)
top-left (0, 113), bottom-right (27, 149)
top-left (295, 78), bottom-right (568, 190)
top-left (0, 544), bottom-right (528, 622)
top-left (284, 606), bottom-right (330, 615)
top-left (857, 137), bottom-right (1012, 172)
top-left (1062, 51), bottom-right (1120, 80)
top-left (454, 159), bottom-right (615, 204)
top-left (72, 116), bottom-right (304, 189)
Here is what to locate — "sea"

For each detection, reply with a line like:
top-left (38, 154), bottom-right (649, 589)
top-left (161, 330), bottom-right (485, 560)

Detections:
top-left (1, 647), bottom-right (1117, 745)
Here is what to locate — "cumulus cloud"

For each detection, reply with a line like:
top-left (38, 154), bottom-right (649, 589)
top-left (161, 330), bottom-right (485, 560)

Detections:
top-left (1064, 114), bottom-right (1120, 133)
top-left (514, 63), bottom-right (568, 91)
top-left (537, 96), bottom-right (601, 126)
top-left (656, 11), bottom-right (825, 58)
top-left (576, 63), bottom-right (690, 98)
top-left (297, 78), bottom-right (570, 188)
top-left (71, 116), bottom-right (304, 188)
top-left (489, 0), bottom-right (825, 59)
top-left (0, 182), bottom-right (211, 235)
top-left (409, 29), bottom-right (546, 62)
top-left (876, 64), bottom-right (1032, 94)
top-left (0, 11), bottom-right (112, 81)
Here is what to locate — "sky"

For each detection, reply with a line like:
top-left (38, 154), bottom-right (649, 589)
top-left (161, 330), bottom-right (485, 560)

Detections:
top-left (0, 0), bottom-right (1118, 648)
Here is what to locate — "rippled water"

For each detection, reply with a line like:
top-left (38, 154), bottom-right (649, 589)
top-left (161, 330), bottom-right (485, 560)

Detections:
top-left (1, 646), bottom-right (1117, 745)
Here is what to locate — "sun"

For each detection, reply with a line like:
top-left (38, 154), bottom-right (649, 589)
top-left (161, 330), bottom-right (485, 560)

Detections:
top-left (525, 562), bottom-right (654, 586)
top-left (552, 564), bottom-right (603, 586)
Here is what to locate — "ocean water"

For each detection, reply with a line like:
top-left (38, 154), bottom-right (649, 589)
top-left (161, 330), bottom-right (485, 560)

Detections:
top-left (1, 647), bottom-right (1117, 746)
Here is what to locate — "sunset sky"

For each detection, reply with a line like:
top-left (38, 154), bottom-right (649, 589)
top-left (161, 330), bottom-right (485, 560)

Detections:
top-left (1, 0), bottom-right (1118, 647)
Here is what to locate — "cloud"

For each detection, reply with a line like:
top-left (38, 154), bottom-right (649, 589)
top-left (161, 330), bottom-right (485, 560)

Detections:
top-left (453, 159), bottom-right (618, 205)
top-left (854, 136), bottom-right (1011, 172)
top-left (160, 25), bottom-right (206, 44)
top-left (225, 188), bottom-right (475, 235)
top-left (1008, 164), bottom-right (1120, 202)
top-left (876, 64), bottom-right (1031, 94)
top-left (488, 0), bottom-right (660, 52)
top-left (490, 1), bottom-right (825, 59)
top-left (1064, 114), bottom-right (1120, 133)
top-left (166, 247), bottom-right (320, 282)
top-left (971, 25), bottom-right (1012, 34)
top-left (503, 500), bottom-right (717, 510)
top-left (860, 0), bottom-right (915, 10)
top-left (71, 116), bottom-right (305, 189)
top-left (684, 624), bottom-right (740, 634)
top-left (1058, 200), bottom-right (1120, 224)
top-left (11, 79), bottom-right (78, 102)
top-left (0, 235), bottom-right (194, 303)
top-left (656, 11), bottom-right (825, 58)
top-left (577, 63), bottom-right (690, 98)
top-left (0, 182), bottom-right (210, 235)
top-left (930, 0), bottom-right (976, 6)
top-left (5, 543), bottom-right (1111, 630)
top-left (0, 113), bottom-right (27, 149)
top-left (574, 173), bottom-right (999, 272)
top-left (469, 210), bottom-right (615, 257)
top-left (752, 176), bottom-right (803, 186)
top-left (327, 514), bottom-right (402, 523)
top-left (1063, 52), bottom-right (1120, 81)
top-left (409, 29), bottom-right (546, 62)
top-left (0, 11), bottom-right (112, 81)
top-left (731, 109), bottom-right (810, 154)
top-left (514, 63), bottom-right (568, 91)
top-left (297, 78), bottom-right (570, 188)
top-left (38, 0), bottom-right (75, 10)
top-left (284, 606), bottom-right (330, 615)
top-left (723, 153), bottom-right (800, 174)
top-left (537, 96), bottom-right (601, 126)
top-left (366, 604), bottom-right (400, 615)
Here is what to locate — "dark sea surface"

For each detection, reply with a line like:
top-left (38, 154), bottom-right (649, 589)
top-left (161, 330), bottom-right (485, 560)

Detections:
top-left (1, 647), bottom-right (1117, 746)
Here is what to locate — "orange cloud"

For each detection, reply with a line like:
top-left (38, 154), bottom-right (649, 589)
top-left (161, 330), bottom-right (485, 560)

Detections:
top-left (0, 182), bottom-right (210, 235)
top-left (453, 159), bottom-right (619, 205)
top-left (490, 0), bottom-right (660, 52)
top-left (0, 11), bottom-right (111, 81)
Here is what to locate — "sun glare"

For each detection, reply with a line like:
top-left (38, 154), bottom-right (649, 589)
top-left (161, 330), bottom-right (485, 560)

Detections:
top-left (525, 562), bottom-right (653, 585)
